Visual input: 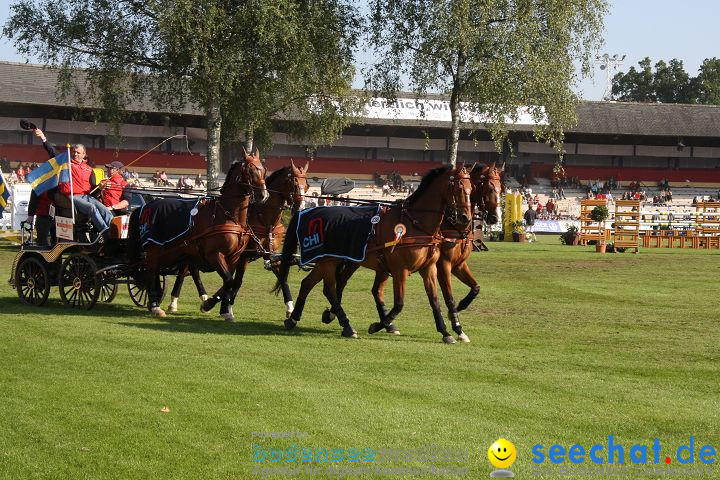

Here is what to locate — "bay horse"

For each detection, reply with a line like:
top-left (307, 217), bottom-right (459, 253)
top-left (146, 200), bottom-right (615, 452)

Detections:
top-left (273, 165), bottom-right (473, 343)
top-left (167, 161), bottom-right (309, 319)
top-left (127, 149), bottom-right (268, 318)
top-left (363, 162), bottom-right (504, 343)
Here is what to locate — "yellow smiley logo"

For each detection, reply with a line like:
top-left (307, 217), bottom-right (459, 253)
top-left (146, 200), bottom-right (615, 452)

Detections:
top-left (488, 438), bottom-right (516, 469)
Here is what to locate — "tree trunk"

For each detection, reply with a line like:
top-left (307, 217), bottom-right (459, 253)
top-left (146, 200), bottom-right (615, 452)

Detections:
top-left (245, 125), bottom-right (254, 152)
top-left (447, 53), bottom-right (466, 166)
top-left (206, 102), bottom-right (222, 191)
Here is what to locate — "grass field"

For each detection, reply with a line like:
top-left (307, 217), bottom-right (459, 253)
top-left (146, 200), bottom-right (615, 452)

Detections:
top-left (0, 235), bottom-right (718, 480)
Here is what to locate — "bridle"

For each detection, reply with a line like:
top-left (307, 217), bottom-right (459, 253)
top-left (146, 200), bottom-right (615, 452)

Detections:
top-left (223, 155), bottom-right (267, 202)
top-left (444, 167), bottom-right (474, 226)
top-left (474, 168), bottom-right (503, 223)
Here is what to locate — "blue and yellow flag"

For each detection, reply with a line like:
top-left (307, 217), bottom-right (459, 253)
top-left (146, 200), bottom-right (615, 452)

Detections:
top-left (25, 150), bottom-right (71, 196)
top-left (0, 173), bottom-right (10, 209)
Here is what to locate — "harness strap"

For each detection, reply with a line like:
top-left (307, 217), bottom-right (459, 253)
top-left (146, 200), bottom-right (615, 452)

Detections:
top-left (367, 234), bottom-right (442, 253)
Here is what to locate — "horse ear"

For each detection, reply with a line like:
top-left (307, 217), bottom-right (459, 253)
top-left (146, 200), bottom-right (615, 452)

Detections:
top-left (241, 145), bottom-right (249, 158)
top-left (290, 158), bottom-right (296, 169)
top-left (500, 162), bottom-right (506, 173)
top-left (468, 163), bottom-right (478, 173)
top-left (303, 162), bottom-right (309, 173)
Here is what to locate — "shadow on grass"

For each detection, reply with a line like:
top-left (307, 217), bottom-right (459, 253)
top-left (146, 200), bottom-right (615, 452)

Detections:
top-left (119, 315), bottom-right (332, 337)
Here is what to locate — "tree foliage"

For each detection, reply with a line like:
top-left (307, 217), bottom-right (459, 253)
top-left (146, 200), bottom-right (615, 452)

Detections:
top-left (3, 0), bottom-right (361, 189)
top-left (366, 0), bottom-right (607, 165)
top-left (611, 56), bottom-right (720, 105)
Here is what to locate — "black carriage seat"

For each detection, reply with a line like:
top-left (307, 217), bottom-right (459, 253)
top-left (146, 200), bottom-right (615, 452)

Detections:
top-left (51, 191), bottom-right (96, 242)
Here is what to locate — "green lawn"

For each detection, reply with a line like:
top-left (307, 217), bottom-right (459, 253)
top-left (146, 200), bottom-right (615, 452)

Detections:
top-left (0, 236), bottom-right (717, 479)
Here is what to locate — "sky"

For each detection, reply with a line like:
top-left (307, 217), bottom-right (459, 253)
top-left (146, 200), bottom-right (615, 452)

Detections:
top-left (0, 1), bottom-right (718, 102)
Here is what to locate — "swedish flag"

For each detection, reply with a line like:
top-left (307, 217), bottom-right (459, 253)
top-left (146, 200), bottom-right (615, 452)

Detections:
top-left (25, 150), bottom-right (71, 195)
top-left (0, 173), bottom-right (10, 209)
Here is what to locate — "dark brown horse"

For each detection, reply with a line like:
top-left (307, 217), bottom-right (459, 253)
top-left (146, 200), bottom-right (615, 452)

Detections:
top-left (128, 149), bottom-right (268, 318)
top-left (167, 161), bottom-right (309, 319)
top-left (274, 165), bottom-right (473, 343)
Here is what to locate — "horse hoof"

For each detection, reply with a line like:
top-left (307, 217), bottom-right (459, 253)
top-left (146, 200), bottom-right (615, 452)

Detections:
top-left (342, 329), bottom-right (358, 338)
top-left (200, 303), bottom-right (209, 313)
top-left (442, 336), bottom-right (457, 344)
top-left (284, 318), bottom-right (297, 330)
top-left (368, 322), bottom-right (383, 334)
top-left (457, 333), bottom-right (470, 343)
top-left (168, 306), bottom-right (177, 314)
top-left (151, 307), bottom-right (166, 318)
top-left (385, 324), bottom-right (401, 335)
top-left (321, 309), bottom-right (336, 324)
top-left (223, 313), bottom-right (235, 323)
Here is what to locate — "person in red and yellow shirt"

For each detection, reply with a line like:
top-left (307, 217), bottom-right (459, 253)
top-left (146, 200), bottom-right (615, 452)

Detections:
top-left (101, 161), bottom-right (131, 214)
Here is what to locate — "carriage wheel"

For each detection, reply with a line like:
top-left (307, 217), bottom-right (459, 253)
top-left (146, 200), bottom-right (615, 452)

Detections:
top-left (99, 273), bottom-right (119, 303)
top-left (58, 254), bottom-right (100, 310)
top-left (127, 266), bottom-right (167, 308)
top-left (15, 256), bottom-right (51, 306)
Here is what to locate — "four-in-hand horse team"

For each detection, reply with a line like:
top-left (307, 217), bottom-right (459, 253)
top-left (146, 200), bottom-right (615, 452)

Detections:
top-left (14, 142), bottom-right (504, 344)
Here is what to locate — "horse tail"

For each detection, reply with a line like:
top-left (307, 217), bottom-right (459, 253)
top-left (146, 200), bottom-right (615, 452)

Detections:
top-left (127, 207), bottom-right (142, 265)
top-left (272, 210), bottom-right (300, 295)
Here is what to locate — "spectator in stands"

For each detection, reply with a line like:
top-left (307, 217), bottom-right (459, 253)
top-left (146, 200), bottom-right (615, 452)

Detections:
top-left (195, 173), bottom-right (205, 189)
top-left (177, 175), bottom-right (186, 190)
top-left (524, 205), bottom-right (537, 242)
top-left (16, 163), bottom-right (26, 183)
top-left (159, 170), bottom-right (168, 186)
top-left (536, 202), bottom-right (544, 219)
top-left (7, 170), bottom-right (18, 185)
top-left (101, 161), bottom-right (131, 215)
top-left (546, 199), bottom-right (555, 219)
top-left (153, 170), bottom-right (161, 186)
top-left (382, 182), bottom-right (390, 197)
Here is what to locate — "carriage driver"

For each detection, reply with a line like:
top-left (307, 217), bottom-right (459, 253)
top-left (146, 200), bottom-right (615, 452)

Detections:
top-left (100, 160), bottom-right (131, 214)
top-left (56, 142), bottom-right (114, 238)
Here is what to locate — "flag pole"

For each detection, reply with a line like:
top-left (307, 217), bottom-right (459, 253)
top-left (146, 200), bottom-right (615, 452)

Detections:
top-left (68, 145), bottom-right (75, 225)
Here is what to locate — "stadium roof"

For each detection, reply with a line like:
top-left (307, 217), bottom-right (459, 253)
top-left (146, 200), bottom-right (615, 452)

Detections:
top-left (2, 61), bottom-right (720, 138)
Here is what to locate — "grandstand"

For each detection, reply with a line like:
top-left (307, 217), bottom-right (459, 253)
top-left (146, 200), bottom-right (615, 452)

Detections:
top-left (2, 61), bottom-right (720, 213)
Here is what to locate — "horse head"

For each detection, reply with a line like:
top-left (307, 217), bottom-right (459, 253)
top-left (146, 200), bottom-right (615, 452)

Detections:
top-left (470, 162), bottom-right (503, 225)
top-left (289, 159), bottom-right (310, 208)
top-left (443, 164), bottom-right (474, 227)
top-left (234, 146), bottom-right (268, 204)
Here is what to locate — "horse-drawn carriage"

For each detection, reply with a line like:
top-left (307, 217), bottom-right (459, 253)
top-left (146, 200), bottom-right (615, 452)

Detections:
top-left (9, 204), bottom-right (167, 310)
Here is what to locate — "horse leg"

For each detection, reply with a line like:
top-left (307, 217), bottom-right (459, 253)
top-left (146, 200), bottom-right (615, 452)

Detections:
top-left (438, 259), bottom-right (469, 343)
top-left (321, 265), bottom-right (357, 338)
top-left (368, 270), bottom-right (406, 335)
top-left (321, 261), bottom-right (360, 324)
top-left (215, 257), bottom-right (237, 323)
top-left (271, 262), bottom-right (296, 319)
top-left (168, 265), bottom-right (186, 313)
top-left (190, 265), bottom-right (208, 302)
top-left (147, 262), bottom-right (166, 317)
top-left (454, 262), bottom-right (480, 312)
top-left (284, 265), bottom-right (324, 330)
top-left (419, 263), bottom-right (455, 344)
top-left (169, 264), bottom-right (205, 313)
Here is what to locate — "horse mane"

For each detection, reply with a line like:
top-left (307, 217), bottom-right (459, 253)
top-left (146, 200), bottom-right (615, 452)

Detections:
top-left (266, 166), bottom-right (291, 186)
top-left (405, 165), bottom-right (452, 205)
top-left (221, 161), bottom-right (241, 194)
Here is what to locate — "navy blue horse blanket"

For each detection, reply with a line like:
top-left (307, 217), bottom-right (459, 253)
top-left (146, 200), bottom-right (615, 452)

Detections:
top-left (137, 198), bottom-right (202, 248)
top-left (297, 206), bottom-right (380, 266)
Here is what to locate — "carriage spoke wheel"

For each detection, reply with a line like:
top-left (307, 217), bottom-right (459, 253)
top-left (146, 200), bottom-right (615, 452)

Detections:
top-left (58, 254), bottom-right (100, 310)
top-left (128, 267), bottom-right (167, 308)
top-left (16, 257), bottom-right (51, 306)
top-left (99, 273), bottom-right (118, 303)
